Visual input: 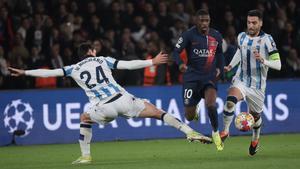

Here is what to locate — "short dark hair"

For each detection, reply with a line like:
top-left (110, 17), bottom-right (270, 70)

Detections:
top-left (196, 9), bottom-right (209, 16)
top-left (247, 10), bottom-right (263, 20)
top-left (78, 42), bottom-right (93, 57)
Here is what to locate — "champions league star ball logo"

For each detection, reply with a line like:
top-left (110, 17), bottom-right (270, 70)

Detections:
top-left (3, 99), bottom-right (34, 137)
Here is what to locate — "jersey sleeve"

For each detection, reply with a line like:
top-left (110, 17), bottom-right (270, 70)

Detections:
top-left (237, 32), bottom-right (245, 47)
top-left (265, 35), bottom-right (278, 55)
top-left (62, 65), bottom-right (75, 77)
top-left (172, 31), bottom-right (189, 65)
top-left (104, 57), bottom-right (119, 69)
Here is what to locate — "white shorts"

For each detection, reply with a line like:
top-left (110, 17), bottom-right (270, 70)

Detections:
top-left (231, 80), bottom-right (265, 113)
top-left (87, 92), bottom-right (145, 125)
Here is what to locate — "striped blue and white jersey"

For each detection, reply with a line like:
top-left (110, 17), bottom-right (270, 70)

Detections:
top-left (62, 56), bottom-right (125, 106)
top-left (234, 31), bottom-right (277, 91)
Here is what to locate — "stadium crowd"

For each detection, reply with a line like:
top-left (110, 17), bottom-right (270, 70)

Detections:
top-left (0, 0), bottom-right (300, 89)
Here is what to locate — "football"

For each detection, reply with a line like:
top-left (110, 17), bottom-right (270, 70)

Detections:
top-left (234, 112), bottom-right (255, 132)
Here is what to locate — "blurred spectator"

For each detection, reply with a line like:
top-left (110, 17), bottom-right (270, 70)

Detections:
top-left (169, 19), bottom-right (187, 46)
top-left (25, 13), bottom-right (45, 52)
top-left (50, 43), bottom-right (64, 69)
top-left (130, 15), bottom-right (146, 42)
top-left (279, 21), bottom-right (300, 76)
top-left (114, 28), bottom-right (142, 86)
top-left (85, 14), bottom-right (104, 40)
top-left (0, 6), bottom-right (14, 54)
top-left (17, 17), bottom-right (30, 40)
top-left (70, 1), bottom-right (79, 15)
top-left (171, 2), bottom-right (190, 25)
top-left (28, 45), bottom-right (45, 69)
top-left (9, 32), bottom-right (29, 68)
top-left (1, 0), bottom-right (300, 89)
top-left (122, 2), bottom-right (136, 28)
top-left (93, 39), bottom-right (104, 56)
top-left (143, 40), bottom-right (170, 86)
top-left (220, 10), bottom-right (241, 35)
top-left (0, 46), bottom-right (8, 76)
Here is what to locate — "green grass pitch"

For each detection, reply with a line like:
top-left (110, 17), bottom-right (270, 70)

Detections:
top-left (1, 134), bottom-right (300, 169)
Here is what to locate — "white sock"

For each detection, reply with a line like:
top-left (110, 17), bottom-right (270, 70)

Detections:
top-left (223, 114), bottom-right (234, 133)
top-left (162, 113), bottom-right (193, 134)
top-left (222, 97), bottom-right (237, 133)
top-left (79, 123), bottom-right (92, 157)
top-left (252, 117), bottom-right (262, 141)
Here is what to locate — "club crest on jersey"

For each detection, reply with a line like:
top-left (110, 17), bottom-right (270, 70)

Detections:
top-left (176, 37), bottom-right (183, 48)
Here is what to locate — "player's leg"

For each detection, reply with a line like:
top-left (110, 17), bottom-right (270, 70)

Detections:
top-left (73, 101), bottom-right (118, 164)
top-left (138, 101), bottom-right (212, 143)
top-left (72, 113), bottom-right (94, 164)
top-left (203, 86), bottom-right (223, 150)
top-left (182, 82), bottom-right (201, 121)
top-left (249, 111), bottom-right (262, 156)
top-left (204, 86), bottom-right (218, 132)
top-left (247, 90), bottom-right (264, 156)
top-left (221, 87), bottom-right (244, 141)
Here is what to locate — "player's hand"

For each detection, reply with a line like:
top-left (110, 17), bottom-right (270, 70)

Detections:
top-left (253, 50), bottom-right (264, 63)
top-left (179, 63), bottom-right (187, 72)
top-left (152, 51), bottom-right (168, 65)
top-left (8, 67), bottom-right (25, 77)
top-left (224, 65), bottom-right (232, 72)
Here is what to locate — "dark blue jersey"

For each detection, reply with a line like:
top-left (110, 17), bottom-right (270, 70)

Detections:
top-left (173, 26), bottom-right (224, 82)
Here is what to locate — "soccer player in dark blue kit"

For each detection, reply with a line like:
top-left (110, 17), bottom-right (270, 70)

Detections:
top-left (173, 9), bottom-right (224, 151)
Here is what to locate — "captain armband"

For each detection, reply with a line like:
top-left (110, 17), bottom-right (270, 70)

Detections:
top-left (269, 52), bottom-right (280, 61)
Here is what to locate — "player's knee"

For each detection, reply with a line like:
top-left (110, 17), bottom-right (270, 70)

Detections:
top-left (250, 112), bottom-right (261, 121)
top-left (184, 108), bottom-right (196, 121)
top-left (207, 105), bottom-right (216, 113)
top-left (148, 106), bottom-right (163, 119)
top-left (224, 96), bottom-right (238, 113)
top-left (80, 113), bottom-right (91, 123)
top-left (153, 109), bottom-right (163, 119)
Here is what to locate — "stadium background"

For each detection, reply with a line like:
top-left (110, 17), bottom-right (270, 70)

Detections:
top-left (0, 0), bottom-right (300, 142)
top-left (0, 1), bottom-right (300, 169)
top-left (0, 0), bottom-right (300, 88)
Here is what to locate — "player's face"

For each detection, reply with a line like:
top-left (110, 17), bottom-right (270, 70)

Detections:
top-left (196, 15), bottom-right (210, 34)
top-left (247, 16), bottom-right (262, 37)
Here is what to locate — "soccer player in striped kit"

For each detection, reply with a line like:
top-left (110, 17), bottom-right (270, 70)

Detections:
top-left (220, 10), bottom-right (281, 155)
top-left (9, 42), bottom-right (212, 164)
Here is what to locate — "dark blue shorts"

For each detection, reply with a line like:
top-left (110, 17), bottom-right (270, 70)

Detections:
top-left (182, 80), bottom-right (217, 107)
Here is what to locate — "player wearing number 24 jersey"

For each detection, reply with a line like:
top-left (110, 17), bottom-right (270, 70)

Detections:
top-left (9, 42), bottom-right (212, 164)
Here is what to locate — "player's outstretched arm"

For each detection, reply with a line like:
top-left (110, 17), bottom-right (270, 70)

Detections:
top-left (116, 51), bottom-right (168, 70)
top-left (8, 67), bottom-right (64, 77)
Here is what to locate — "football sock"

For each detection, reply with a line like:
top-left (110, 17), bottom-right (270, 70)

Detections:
top-left (223, 96), bottom-right (238, 133)
top-left (252, 117), bottom-right (262, 141)
top-left (207, 106), bottom-right (219, 132)
top-left (79, 123), bottom-right (92, 157)
top-left (161, 113), bottom-right (193, 134)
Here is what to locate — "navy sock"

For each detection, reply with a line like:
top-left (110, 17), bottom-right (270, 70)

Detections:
top-left (207, 106), bottom-right (218, 132)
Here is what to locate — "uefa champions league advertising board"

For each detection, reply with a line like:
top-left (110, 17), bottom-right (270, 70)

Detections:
top-left (0, 80), bottom-right (299, 146)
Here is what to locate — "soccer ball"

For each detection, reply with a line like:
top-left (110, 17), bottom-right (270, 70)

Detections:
top-left (3, 99), bottom-right (34, 136)
top-left (234, 112), bottom-right (255, 132)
